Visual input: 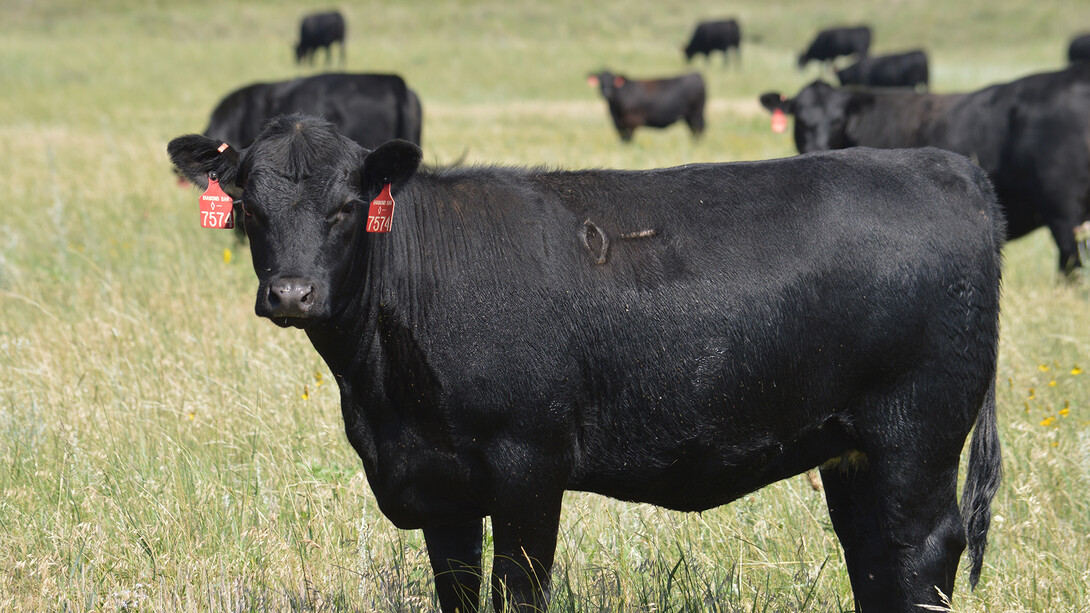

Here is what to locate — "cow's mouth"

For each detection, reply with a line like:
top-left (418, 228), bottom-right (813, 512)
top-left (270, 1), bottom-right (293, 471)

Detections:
top-left (270, 316), bottom-right (315, 329)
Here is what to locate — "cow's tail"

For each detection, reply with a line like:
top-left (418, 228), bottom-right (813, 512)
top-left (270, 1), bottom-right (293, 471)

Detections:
top-left (958, 160), bottom-right (1003, 589)
top-left (960, 359), bottom-right (1002, 589)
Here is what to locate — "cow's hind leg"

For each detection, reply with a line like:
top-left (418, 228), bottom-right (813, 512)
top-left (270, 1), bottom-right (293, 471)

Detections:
top-left (424, 519), bottom-right (485, 613)
top-left (823, 447), bottom-right (966, 613)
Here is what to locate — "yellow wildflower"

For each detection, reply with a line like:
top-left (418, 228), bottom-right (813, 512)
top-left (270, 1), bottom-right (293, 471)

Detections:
top-left (1027, 388), bottom-right (1035, 400)
top-left (301, 385), bottom-right (310, 400)
top-left (1049, 379), bottom-right (1057, 387)
top-left (1039, 416), bottom-right (1055, 427)
top-left (1072, 366), bottom-right (1083, 376)
top-left (223, 248), bottom-right (233, 264)
top-left (1038, 364), bottom-right (1050, 372)
top-left (314, 371), bottom-right (325, 387)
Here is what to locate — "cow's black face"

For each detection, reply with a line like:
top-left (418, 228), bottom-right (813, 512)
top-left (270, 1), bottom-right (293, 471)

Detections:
top-left (168, 116), bottom-right (422, 330)
top-left (760, 81), bottom-right (857, 154)
top-left (240, 146), bottom-right (363, 328)
top-left (790, 81), bottom-right (856, 153)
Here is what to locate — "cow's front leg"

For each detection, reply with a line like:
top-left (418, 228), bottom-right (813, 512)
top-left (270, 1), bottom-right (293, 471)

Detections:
top-left (423, 519), bottom-right (484, 613)
top-left (489, 493), bottom-right (564, 612)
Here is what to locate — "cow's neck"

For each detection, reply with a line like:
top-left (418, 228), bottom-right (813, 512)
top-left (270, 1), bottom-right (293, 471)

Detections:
top-left (304, 177), bottom-right (444, 379)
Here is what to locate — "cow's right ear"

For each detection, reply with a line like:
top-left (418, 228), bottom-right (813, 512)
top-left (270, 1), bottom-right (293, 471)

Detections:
top-left (758, 92), bottom-right (795, 115)
top-left (167, 135), bottom-right (242, 191)
top-left (359, 139), bottom-right (423, 196)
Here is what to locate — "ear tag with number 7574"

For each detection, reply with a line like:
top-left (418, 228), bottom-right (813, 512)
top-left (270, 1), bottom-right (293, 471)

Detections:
top-left (366, 183), bottom-right (395, 233)
top-left (199, 172), bottom-right (235, 229)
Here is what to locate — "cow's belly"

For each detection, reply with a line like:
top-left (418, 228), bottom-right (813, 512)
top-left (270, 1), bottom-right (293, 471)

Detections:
top-left (567, 405), bottom-right (855, 512)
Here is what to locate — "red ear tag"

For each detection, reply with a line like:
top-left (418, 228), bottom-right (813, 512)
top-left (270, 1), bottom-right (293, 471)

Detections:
top-left (366, 183), bottom-right (395, 233)
top-left (199, 176), bottom-right (235, 229)
top-left (771, 109), bottom-right (788, 134)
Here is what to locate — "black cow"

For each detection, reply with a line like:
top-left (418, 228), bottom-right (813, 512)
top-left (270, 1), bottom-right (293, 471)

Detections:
top-left (798, 26), bottom-right (872, 70)
top-left (169, 115), bottom-right (1004, 613)
top-left (836, 50), bottom-right (929, 89)
top-left (296, 11), bottom-right (346, 65)
top-left (587, 71), bottom-right (705, 142)
top-left (1069, 33), bottom-right (1090, 63)
top-left (683, 19), bottom-right (741, 65)
top-left (195, 73), bottom-right (421, 239)
top-left (760, 63), bottom-right (1090, 272)
top-left (202, 73), bottom-right (422, 151)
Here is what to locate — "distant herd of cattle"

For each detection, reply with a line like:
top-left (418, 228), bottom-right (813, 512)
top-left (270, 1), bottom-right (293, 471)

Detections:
top-left (169, 11), bottom-right (1089, 613)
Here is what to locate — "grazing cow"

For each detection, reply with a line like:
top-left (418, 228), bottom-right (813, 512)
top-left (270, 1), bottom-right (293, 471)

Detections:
top-left (836, 50), bottom-right (929, 89)
top-left (587, 71), bottom-right (705, 142)
top-left (169, 114), bottom-right (1003, 613)
top-left (798, 26), bottom-right (872, 70)
top-left (683, 19), bottom-right (741, 65)
top-left (1069, 33), bottom-right (1090, 63)
top-left (296, 11), bottom-right (346, 65)
top-left (195, 73), bottom-right (421, 239)
top-left (760, 63), bottom-right (1090, 272)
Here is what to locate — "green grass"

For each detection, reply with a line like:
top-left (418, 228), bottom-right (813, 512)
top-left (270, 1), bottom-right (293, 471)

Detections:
top-left (1, 0), bottom-right (1089, 610)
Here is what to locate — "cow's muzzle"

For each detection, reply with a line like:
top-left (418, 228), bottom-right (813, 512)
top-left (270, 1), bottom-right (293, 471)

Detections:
top-left (259, 277), bottom-right (323, 327)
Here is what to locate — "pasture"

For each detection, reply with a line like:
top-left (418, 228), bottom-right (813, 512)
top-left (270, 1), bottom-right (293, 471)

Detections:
top-left (1, 0), bottom-right (1088, 610)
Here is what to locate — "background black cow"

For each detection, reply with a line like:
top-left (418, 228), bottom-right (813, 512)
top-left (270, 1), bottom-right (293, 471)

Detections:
top-left (836, 49), bottom-right (929, 89)
top-left (201, 73), bottom-right (422, 151)
top-left (760, 63), bottom-right (1090, 272)
top-left (1069, 33), bottom-right (1090, 63)
top-left (798, 26), bottom-right (872, 70)
top-left (683, 19), bottom-right (741, 65)
top-left (296, 11), bottom-right (346, 65)
top-left (169, 115), bottom-right (1004, 613)
top-left (195, 73), bottom-right (421, 239)
top-left (587, 70), bottom-right (705, 142)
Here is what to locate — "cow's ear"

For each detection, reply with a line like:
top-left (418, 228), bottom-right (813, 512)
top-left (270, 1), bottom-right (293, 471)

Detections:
top-left (759, 92), bottom-right (795, 115)
top-left (167, 135), bottom-right (242, 190)
top-left (360, 139), bottom-right (423, 195)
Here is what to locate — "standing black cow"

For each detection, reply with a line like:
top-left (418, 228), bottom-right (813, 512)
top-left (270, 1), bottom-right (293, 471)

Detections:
top-left (202, 73), bottom-right (422, 151)
top-left (836, 50), bottom-right (929, 89)
top-left (798, 26), bottom-right (872, 70)
top-left (193, 73), bottom-right (421, 240)
top-left (683, 19), bottom-right (741, 65)
top-left (296, 11), bottom-right (346, 65)
top-left (760, 63), bottom-right (1090, 272)
top-left (587, 71), bottom-right (705, 142)
top-left (169, 114), bottom-right (1003, 613)
top-left (1069, 33), bottom-right (1090, 63)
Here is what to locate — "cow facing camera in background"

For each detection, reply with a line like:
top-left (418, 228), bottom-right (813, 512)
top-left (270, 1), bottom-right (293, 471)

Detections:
top-left (587, 70), bottom-right (706, 142)
top-left (296, 11), bottom-right (346, 66)
top-left (683, 19), bottom-right (741, 66)
top-left (760, 63), bottom-right (1090, 273)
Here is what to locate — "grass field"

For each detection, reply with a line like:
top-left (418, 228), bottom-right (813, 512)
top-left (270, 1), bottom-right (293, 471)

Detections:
top-left (1, 0), bottom-right (1089, 611)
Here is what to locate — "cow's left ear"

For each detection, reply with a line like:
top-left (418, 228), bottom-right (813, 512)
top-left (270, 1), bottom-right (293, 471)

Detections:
top-left (167, 134), bottom-right (242, 191)
top-left (359, 139), bottom-right (423, 195)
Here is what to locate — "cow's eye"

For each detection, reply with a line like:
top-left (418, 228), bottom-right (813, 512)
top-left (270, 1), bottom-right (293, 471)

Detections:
top-left (340, 200), bottom-right (357, 215)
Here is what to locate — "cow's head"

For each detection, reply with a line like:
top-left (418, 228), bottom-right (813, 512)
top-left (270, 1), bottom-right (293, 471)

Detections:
top-left (587, 71), bottom-right (626, 99)
top-left (168, 115), bottom-right (422, 328)
top-left (759, 81), bottom-right (865, 153)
